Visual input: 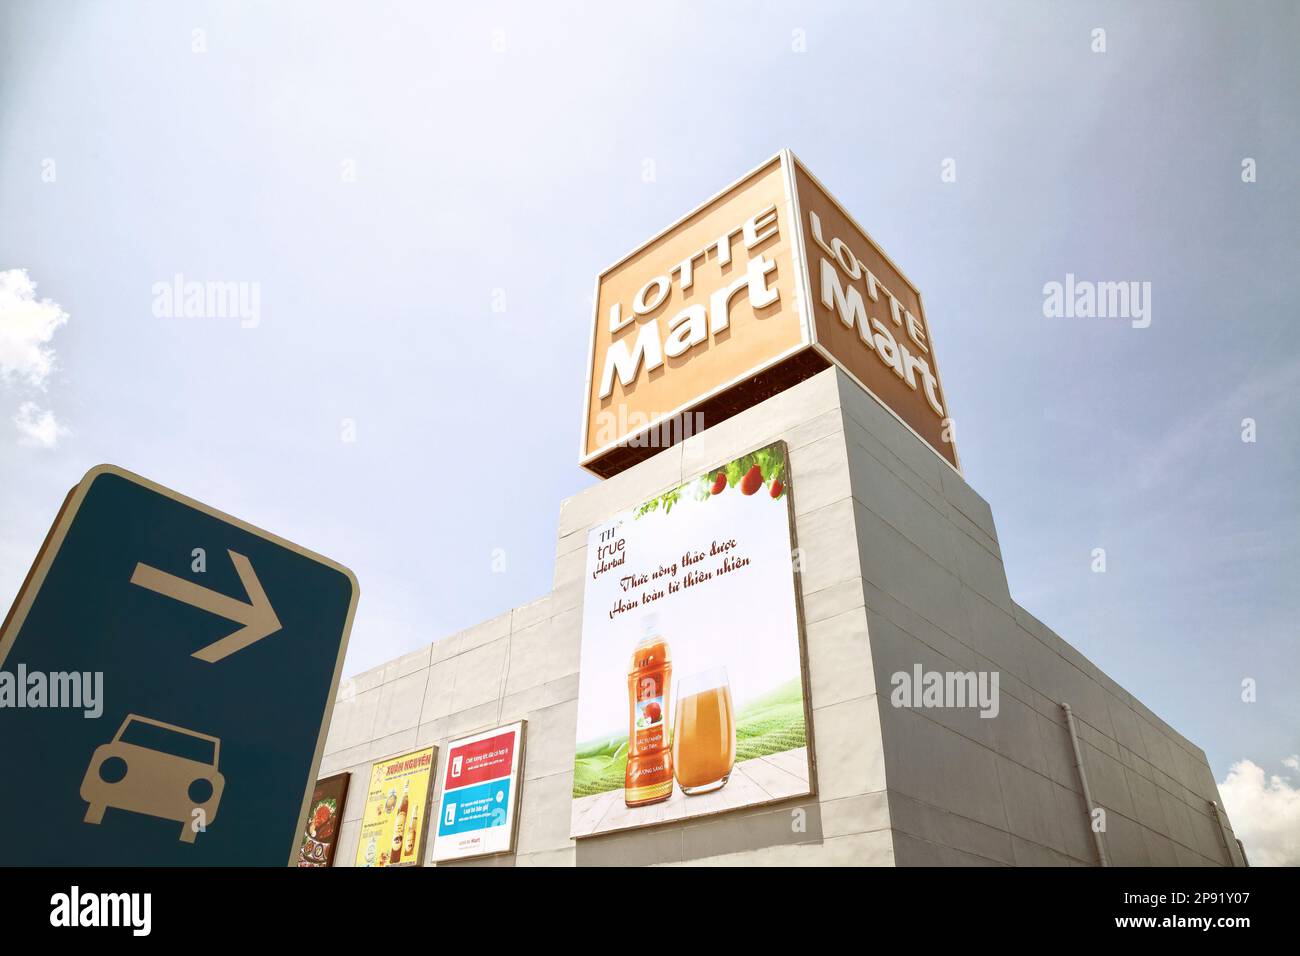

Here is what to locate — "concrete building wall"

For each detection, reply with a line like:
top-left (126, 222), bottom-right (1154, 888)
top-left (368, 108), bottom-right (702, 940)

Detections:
top-left (832, 376), bottom-right (1242, 866)
top-left (319, 367), bottom-right (1243, 866)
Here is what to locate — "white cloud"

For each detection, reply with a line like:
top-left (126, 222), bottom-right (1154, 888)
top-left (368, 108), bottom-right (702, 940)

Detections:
top-left (1, 269), bottom-right (71, 448)
top-left (14, 401), bottom-right (70, 449)
top-left (0, 268), bottom-right (69, 387)
top-left (1218, 758), bottom-right (1300, 866)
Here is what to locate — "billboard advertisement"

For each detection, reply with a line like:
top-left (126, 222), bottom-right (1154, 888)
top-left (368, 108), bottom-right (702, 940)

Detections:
top-left (432, 721), bottom-right (525, 862)
top-left (296, 772), bottom-right (350, 867)
top-left (571, 441), bottom-right (813, 838)
top-left (354, 745), bottom-right (436, 867)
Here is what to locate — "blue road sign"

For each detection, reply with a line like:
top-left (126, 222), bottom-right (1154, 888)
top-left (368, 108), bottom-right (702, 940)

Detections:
top-left (0, 465), bottom-right (358, 865)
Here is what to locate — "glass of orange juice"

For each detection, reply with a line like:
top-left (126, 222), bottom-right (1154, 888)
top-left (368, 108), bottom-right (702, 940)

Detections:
top-left (672, 668), bottom-right (736, 795)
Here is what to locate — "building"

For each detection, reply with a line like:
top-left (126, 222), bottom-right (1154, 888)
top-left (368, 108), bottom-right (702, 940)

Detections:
top-left (317, 154), bottom-right (1245, 867)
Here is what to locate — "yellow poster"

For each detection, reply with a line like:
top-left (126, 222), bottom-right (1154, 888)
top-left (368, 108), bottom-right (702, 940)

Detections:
top-left (354, 745), bottom-right (436, 868)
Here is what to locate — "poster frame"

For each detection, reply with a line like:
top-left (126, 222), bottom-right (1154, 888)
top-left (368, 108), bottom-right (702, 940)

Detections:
top-left (296, 771), bottom-right (351, 868)
top-left (355, 744), bottom-right (438, 868)
top-left (570, 438), bottom-right (817, 840)
top-left (432, 719), bottom-right (528, 863)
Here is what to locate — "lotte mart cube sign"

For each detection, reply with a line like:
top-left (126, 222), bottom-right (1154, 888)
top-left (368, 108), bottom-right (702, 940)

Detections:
top-left (580, 150), bottom-right (958, 477)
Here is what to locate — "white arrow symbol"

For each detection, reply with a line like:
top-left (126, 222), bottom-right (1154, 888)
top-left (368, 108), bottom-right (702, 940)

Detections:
top-left (130, 550), bottom-right (281, 662)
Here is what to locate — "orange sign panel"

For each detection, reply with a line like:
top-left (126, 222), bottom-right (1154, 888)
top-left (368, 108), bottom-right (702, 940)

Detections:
top-left (580, 151), bottom-right (958, 476)
top-left (790, 158), bottom-right (956, 470)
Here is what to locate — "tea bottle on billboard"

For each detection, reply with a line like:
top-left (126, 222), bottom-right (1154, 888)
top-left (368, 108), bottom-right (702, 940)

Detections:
top-left (390, 780), bottom-right (409, 864)
top-left (625, 613), bottom-right (673, 807)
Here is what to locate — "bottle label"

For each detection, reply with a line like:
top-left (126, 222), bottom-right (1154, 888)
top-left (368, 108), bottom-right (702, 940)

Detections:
top-left (635, 694), bottom-right (664, 730)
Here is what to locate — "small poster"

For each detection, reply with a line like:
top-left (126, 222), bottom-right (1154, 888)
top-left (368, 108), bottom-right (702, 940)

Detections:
top-left (354, 745), bottom-right (436, 868)
top-left (296, 772), bottom-right (350, 867)
top-left (432, 722), bottom-right (525, 862)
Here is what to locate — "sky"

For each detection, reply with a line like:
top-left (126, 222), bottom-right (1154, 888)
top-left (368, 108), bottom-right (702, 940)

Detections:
top-left (2, 1), bottom-right (1297, 861)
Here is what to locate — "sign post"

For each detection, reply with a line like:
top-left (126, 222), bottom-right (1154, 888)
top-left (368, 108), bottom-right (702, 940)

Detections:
top-left (0, 464), bottom-right (358, 865)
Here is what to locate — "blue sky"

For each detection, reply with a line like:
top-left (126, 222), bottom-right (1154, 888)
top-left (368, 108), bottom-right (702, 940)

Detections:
top-left (2, 1), bottom-right (1297, 857)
